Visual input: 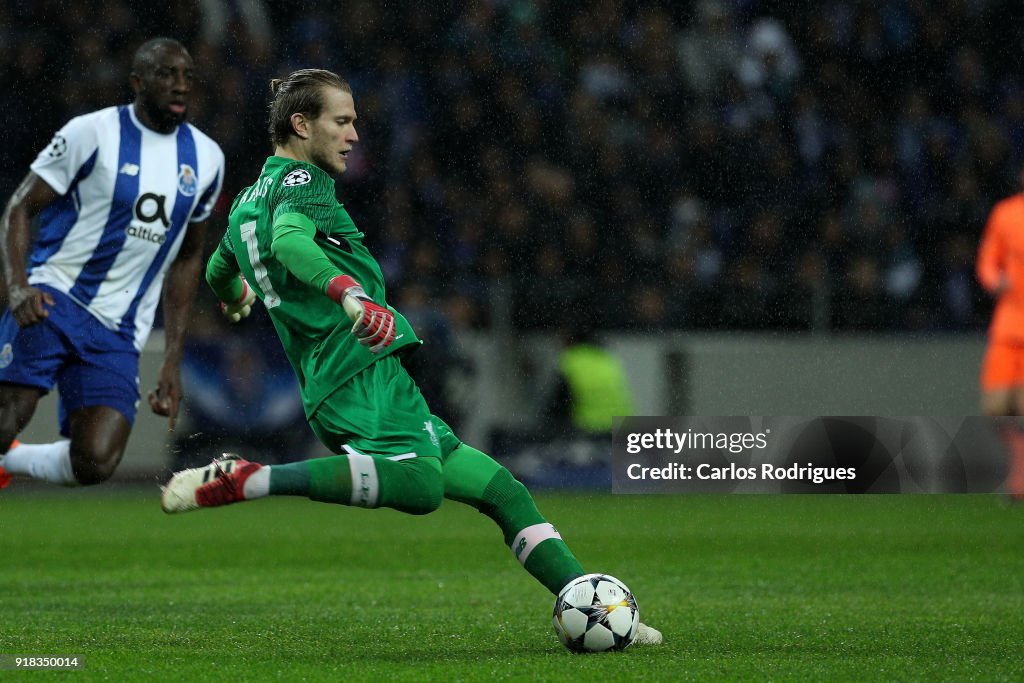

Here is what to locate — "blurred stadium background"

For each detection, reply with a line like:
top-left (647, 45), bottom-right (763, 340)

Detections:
top-left (5, 4), bottom-right (1024, 679)
top-left (3, 1), bottom-right (1019, 478)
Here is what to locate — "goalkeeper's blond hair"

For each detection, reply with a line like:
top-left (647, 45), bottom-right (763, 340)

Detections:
top-left (268, 69), bottom-right (351, 147)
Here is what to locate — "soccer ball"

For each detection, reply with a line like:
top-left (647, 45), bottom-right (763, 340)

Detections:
top-left (552, 573), bottom-right (640, 652)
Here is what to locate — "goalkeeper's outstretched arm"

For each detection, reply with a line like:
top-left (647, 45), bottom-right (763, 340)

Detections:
top-left (271, 213), bottom-right (395, 352)
top-left (269, 212), bottom-right (342, 291)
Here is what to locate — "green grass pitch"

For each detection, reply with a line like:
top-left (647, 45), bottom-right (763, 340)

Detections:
top-left (1, 488), bottom-right (1022, 681)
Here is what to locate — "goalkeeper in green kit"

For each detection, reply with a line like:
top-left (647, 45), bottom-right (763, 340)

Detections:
top-left (160, 69), bottom-right (661, 645)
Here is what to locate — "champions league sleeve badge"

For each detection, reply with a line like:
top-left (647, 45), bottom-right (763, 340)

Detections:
top-left (178, 164), bottom-right (197, 197)
top-left (46, 134), bottom-right (68, 158)
top-left (283, 169), bottom-right (312, 186)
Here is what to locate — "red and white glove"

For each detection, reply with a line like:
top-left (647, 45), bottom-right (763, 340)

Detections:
top-left (327, 275), bottom-right (396, 353)
top-left (219, 276), bottom-right (256, 323)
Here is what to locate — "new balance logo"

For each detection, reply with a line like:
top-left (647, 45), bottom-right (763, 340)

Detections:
top-left (120, 163), bottom-right (140, 176)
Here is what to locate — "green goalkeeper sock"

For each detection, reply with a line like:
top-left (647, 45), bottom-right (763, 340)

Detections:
top-left (482, 468), bottom-right (584, 594)
top-left (268, 456), bottom-right (351, 501)
top-left (445, 444), bottom-right (584, 595)
top-left (268, 454), bottom-right (442, 514)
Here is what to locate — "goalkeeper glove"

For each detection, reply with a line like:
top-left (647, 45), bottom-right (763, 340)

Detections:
top-left (219, 276), bottom-right (256, 323)
top-left (327, 275), bottom-right (396, 353)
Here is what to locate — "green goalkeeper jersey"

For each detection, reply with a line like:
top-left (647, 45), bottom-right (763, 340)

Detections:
top-left (206, 156), bottom-right (420, 417)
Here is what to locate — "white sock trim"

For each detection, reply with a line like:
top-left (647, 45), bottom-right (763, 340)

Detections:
top-left (511, 522), bottom-right (562, 565)
top-left (343, 447), bottom-right (379, 508)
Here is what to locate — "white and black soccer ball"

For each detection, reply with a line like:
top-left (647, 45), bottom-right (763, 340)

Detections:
top-left (552, 573), bottom-right (640, 652)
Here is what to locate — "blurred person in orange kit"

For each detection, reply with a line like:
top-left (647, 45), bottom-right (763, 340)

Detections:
top-left (976, 168), bottom-right (1024, 500)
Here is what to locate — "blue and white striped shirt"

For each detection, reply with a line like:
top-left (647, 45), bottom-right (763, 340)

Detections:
top-left (28, 105), bottom-right (224, 351)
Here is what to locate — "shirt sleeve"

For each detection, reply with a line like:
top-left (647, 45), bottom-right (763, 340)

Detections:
top-left (267, 165), bottom-right (346, 294)
top-left (206, 231), bottom-right (245, 303)
top-left (271, 166), bottom-right (337, 232)
top-left (30, 115), bottom-right (100, 196)
top-left (190, 143), bottom-right (225, 223)
top-left (270, 211), bottom-right (343, 294)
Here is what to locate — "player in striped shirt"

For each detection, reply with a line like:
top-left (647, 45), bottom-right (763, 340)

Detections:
top-left (0, 38), bottom-right (224, 488)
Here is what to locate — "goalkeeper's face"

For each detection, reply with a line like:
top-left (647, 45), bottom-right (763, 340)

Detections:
top-left (306, 87), bottom-right (359, 175)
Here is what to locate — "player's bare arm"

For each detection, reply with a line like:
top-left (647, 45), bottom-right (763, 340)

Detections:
top-left (147, 216), bottom-right (208, 430)
top-left (0, 173), bottom-right (59, 327)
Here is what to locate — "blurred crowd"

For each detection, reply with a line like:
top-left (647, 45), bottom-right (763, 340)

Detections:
top-left (2, 0), bottom-right (1022, 334)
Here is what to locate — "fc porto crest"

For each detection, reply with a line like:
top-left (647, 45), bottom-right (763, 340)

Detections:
top-left (0, 343), bottom-right (13, 369)
top-left (178, 164), bottom-right (198, 197)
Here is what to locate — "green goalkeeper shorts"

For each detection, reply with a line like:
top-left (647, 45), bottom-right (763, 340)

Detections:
top-left (309, 354), bottom-right (461, 461)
